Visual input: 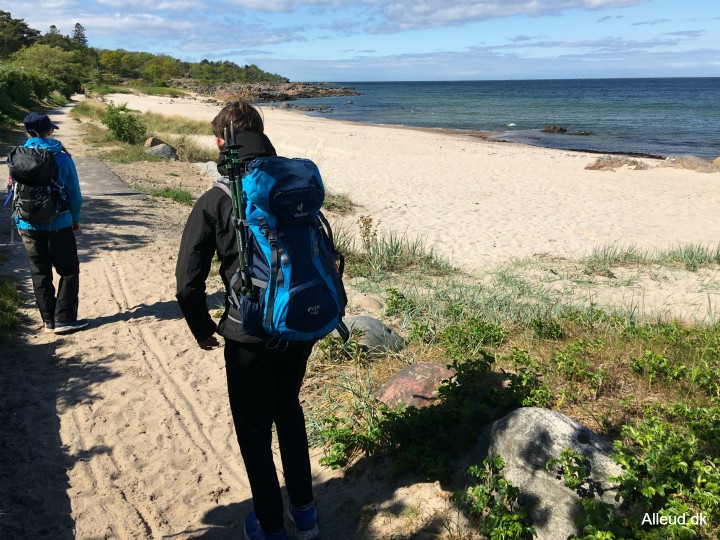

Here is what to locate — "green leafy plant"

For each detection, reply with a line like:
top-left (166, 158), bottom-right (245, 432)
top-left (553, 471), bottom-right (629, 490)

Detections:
top-left (439, 316), bottom-right (506, 361)
top-left (503, 349), bottom-right (553, 408)
top-left (631, 349), bottom-right (688, 388)
top-left (455, 456), bottom-right (536, 540)
top-left (384, 287), bottom-right (417, 317)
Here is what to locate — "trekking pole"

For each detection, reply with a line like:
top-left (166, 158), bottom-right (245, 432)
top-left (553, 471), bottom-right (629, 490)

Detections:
top-left (223, 123), bottom-right (255, 297)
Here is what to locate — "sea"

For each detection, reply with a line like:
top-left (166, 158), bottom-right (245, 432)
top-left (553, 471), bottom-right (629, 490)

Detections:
top-left (286, 78), bottom-right (720, 159)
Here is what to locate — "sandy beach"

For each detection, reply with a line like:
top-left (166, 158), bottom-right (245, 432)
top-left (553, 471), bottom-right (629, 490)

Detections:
top-left (104, 92), bottom-right (720, 273)
top-left (1, 92), bottom-right (719, 540)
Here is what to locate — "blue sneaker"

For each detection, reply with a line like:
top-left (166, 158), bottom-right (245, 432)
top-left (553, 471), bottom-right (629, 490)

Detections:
top-left (287, 502), bottom-right (319, 540)
top-left (244, 512), bottom-right (289, 540)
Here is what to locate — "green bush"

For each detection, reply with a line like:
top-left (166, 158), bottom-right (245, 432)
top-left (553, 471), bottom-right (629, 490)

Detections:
top-left (0, 64), bottom-right (63, 122)
top-left (102, 102), bottom-right (147, 144)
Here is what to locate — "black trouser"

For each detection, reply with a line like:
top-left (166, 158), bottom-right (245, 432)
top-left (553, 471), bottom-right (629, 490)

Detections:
top-left (224, 339), bottom-right (315, 534)
top-left (19, 227), bottom-right (80, 324)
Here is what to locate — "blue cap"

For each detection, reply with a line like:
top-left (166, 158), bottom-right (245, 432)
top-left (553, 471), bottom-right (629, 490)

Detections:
top-left (23, 112), bottom-right (59, 134)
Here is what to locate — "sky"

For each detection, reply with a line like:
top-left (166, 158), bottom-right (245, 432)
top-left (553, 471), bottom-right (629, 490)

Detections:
top-left (3, 0), bottom-right (720, 81)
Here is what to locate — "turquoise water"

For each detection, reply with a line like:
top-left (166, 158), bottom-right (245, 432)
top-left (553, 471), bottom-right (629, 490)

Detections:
top-left (288, 78), bottom-right (720, 158)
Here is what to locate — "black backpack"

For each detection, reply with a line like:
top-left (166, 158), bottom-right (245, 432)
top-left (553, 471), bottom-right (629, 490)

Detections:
top-left (7, 145), bottom-right (70, 223)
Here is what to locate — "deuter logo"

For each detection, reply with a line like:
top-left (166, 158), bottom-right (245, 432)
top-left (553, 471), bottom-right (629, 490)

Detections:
top-left (294, 205), bottom-right (310, 218)
top-left (308, 305), bottom-right (320, 315)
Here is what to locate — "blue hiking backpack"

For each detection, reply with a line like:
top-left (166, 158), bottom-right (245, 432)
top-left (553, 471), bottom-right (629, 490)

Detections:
top-left (215, 156), bottom-right (348, 343)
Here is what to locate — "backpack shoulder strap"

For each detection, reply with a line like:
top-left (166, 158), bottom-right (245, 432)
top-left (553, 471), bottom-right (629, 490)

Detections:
top-left (212, 179), bottom-right (233, 198)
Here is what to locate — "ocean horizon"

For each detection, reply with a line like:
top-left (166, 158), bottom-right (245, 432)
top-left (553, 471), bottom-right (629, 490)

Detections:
top-left (286, 78), bottom-right (720, 159)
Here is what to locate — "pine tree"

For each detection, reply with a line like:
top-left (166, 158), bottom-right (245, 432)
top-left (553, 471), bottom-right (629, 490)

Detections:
top-left (0, 10), bottom-right (39, 57)
top-left (71, 22), bottom-right (87, 48)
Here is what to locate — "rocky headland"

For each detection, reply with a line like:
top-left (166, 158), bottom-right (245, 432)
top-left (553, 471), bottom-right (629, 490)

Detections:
top-left (169, 79), bottom-right (361, 105)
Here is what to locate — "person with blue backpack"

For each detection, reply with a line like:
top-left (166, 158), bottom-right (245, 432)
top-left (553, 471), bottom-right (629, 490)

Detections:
top-left (9, 112), bottom-right (88, 334)
top-left (176, 101), bottom-right (346, 540)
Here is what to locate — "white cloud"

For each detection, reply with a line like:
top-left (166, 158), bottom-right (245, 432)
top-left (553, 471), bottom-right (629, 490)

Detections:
top-left (372, 0), bottom-right (649, 32)
top-left (96, 0), bottom-right (197, 8)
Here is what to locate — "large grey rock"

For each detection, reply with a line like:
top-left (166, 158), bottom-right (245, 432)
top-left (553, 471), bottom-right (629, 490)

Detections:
top-left (336, 315), bottom-right (407, 354)
top-left (376, 362), bottom-right (455, 409)
top-left (469, 407), bottom-right (623, 540)
top-left (145, 143), bottom-right (179, 161)
top-left (143, 136), bottom-right (165, 149)
top-left (196, 161), bottom-right (219, 177)
top-left (663, 155), bottom-right (720, 173)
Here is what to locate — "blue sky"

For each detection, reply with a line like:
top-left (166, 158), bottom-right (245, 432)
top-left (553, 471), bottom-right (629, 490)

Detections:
top-left (4, 0), bottom-right (720, 81)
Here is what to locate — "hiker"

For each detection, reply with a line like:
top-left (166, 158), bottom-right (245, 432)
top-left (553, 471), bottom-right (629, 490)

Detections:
top-left (11, 112), bottom-right (87, 334)
top-left (176, 101), bottom-right (320, 540)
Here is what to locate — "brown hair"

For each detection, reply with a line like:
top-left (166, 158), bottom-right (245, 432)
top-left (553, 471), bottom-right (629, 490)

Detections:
top-left (211, 101), bottom-right (264, 139)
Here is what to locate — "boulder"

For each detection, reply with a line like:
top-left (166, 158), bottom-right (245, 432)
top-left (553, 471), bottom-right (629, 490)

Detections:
top-left (376, 362), bottom-right (455, 409)
top-left (143, 136), bottom-right (165, 149)
top-left (468, 407), bottom-right (623, 540)
top-left (663, 155), bottom-right (720, 173)
top-left (714, 157), bottom-right (720, 166)
top-left (585, 156), bottom-right (649, 171)
top-left (145, 143), bottom-right (179, 161)
top-left (196, 161), bottom-right (219, 177)
top-left (542, 125), bottom-right (567, 133)
top-left (335, 315), bottom-right (407, 355)
top-left (351, 293), bottom-right (384, 313)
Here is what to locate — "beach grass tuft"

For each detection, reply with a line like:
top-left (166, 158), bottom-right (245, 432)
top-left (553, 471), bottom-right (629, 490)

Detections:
top-left (323, 192), bottom-right (355, 215)
top-left (164, 135), bottom-right (217, 163)
top-left (140, 111), bottom-right (213, 136)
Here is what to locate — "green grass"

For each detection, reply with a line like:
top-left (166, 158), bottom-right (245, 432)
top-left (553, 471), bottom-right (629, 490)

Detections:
top-left (310, 232), bottom-right (720, 538)
top-left (164, 135), bottom-right (218, 163)
top-left (70, 100), bottom-right (107, 122)
top-left (132, 184), bottom-right (195, 205)
top-left (84, 84), bottom-right (132, 96)
top-left (140, 112), bottom-right (212, 135)
top-left (102, 145), bottom-right (168, 163)
top-left (0, 277), bottom-right (22, 344)
top-left (335, 217), bottom-right (452, 279)
top-left (131, 86), bottom-right (188, 98)
top-left (581, 242), bottom-right (720, 275)
top-left (72, 101), bottom-right (217, 163)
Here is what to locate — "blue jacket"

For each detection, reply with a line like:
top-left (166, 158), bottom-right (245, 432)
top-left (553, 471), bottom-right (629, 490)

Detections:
top-left (14, 137), bottom-right (82, 231)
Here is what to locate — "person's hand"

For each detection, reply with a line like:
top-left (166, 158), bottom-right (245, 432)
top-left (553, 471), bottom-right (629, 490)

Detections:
top-left (72, 222), bottom-right (81, 232)
top-left (198, 335), bottom-right (221, 350)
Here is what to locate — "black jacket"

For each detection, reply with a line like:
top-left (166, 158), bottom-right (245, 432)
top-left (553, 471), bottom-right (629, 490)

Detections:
top-left (175, 132), bottom-right (275, 344)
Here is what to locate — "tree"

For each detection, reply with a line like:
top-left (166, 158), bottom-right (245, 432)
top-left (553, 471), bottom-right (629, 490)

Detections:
top-left (0, 10), bottom-right (39, 58)
top-left (71, 22), bottom-right (87, 49)
top-left (11, 43), bottom-right (85, 95)
top-left (37, 26), bottom-right (75, 50)
top-left (139, 54), bottom-right (183, 85)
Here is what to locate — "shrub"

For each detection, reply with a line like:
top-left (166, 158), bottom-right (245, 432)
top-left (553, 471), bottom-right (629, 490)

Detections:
top-left (102, 103), bottom-right (147, 144)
